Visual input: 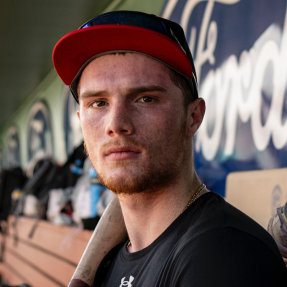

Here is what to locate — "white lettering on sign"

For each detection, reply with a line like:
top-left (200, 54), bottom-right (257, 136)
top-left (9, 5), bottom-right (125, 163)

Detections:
top-left (163, 0), bottom-right (287, 161)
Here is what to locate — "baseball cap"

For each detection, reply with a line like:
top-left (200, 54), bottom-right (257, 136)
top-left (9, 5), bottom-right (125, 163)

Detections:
top-left (53, 10), bottom-right (198, 103)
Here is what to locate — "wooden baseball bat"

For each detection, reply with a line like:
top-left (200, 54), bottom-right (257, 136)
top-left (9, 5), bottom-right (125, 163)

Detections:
top-left (68, 195), bottom-right (127, 287)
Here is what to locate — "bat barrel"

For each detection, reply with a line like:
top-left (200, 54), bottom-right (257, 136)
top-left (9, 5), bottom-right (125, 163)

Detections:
top-left (68, 195), bottom-right (127, 287)
top-left (68, 279), bottom-right (90, 287)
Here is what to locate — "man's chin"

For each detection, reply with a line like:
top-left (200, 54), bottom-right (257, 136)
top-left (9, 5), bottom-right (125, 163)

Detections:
top-left (97, 168), bottom-right (178, 195)
top-left (98, 174), bottom-right (147, 195)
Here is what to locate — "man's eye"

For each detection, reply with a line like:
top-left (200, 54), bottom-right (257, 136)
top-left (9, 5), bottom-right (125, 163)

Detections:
top-left (91, 101), bottom-right (106, 108)
top-left (138, 96), bottom-right (154, 103)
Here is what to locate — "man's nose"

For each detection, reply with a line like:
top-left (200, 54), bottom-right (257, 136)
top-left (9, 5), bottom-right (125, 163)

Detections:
top-left (104, 102), bottom-right (135, 137)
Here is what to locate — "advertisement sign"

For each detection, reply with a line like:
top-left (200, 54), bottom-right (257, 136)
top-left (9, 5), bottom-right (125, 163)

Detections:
top-left (63, 91), bottom-right (83, 157)
top-left (162, 0), bottom-right (287, 196)
top-left (6, 126), bottom-right (21, 167)
top-left (27, 101), bottom-right (53, 161)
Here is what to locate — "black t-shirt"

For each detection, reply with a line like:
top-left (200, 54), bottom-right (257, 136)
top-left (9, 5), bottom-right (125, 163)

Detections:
top-left (94, 192), bottom-right (287, 287)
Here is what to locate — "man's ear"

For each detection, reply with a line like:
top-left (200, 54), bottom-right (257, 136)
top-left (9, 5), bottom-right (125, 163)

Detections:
top-left (77, 110), bottom-right (80, 120)
top-left (186, 98), bottom-right (205, 138)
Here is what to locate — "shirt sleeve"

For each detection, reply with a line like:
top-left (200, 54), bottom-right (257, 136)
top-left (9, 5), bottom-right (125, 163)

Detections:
top-left (164, 227), bottom-right (287, 287)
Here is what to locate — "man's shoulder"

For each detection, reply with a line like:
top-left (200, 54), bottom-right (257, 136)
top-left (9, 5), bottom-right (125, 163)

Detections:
top-left (187, 192), bottom-right (271, 236)
top-left (158, 193), bottom-right (287, 286)
top-left (158, 226), bottom-right (287, 287)
top-left (181, 192), bottom-right (283, 262)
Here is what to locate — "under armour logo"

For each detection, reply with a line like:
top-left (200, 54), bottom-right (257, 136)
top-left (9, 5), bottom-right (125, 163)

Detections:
top-left (119, 275), bottom-right (134, 287)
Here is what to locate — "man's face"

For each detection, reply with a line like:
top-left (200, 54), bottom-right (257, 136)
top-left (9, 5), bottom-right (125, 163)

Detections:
top-left (77, 53), bottom-right (192, 194)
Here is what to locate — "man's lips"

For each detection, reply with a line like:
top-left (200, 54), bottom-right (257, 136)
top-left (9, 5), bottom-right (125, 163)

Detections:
top-left (104, 146), bottom-right (141, 160)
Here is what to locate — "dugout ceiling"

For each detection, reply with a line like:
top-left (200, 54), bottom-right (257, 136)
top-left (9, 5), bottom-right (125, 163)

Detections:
top-left (0, 0), bottom-right (114, 131)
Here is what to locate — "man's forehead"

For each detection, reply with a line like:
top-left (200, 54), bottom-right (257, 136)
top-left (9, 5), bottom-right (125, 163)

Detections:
top-left (78, 52), bottom-right (174, 94)
top-left (82, 52), bottom-right (170, 76)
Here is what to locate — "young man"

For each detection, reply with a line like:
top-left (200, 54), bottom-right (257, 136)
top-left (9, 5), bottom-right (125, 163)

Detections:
top-left (53, 11), bottom-right (287, 286)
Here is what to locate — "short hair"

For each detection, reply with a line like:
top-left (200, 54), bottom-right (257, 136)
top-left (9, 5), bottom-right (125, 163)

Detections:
top-left (168, 68), bottom-right (195, 108)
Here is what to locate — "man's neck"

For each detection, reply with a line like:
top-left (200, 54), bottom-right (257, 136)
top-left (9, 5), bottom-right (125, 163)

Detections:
top-left (118, 170), bottom-right (204, 253)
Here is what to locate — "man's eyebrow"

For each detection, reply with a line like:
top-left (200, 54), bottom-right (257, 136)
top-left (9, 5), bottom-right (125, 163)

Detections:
top-left (79, 85), bottom-right (167, 100)
top-left (79, 90), bottom-right (107, 100)
top-left (127, 85), bottom-right (167, 94)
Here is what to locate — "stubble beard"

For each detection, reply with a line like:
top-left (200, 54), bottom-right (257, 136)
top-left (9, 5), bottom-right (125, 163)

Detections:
top-left (84, 117), bottom-right (188, 195)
